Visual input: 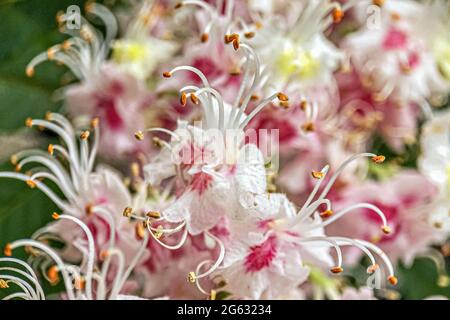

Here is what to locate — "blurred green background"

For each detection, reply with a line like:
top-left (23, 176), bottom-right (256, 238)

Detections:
top-left (0, 0), bottom-right (449, 300)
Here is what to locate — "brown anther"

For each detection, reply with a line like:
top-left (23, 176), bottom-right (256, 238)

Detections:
top-left (320, 210), bottom-right (334, 218)
top-left (279, 101), bottom-right (290, 109)
top-left (4, 244), bottom-right (12, 257)
top-left (434, 221), bottom-right (443, 229)
top-left (146, 211), bottom-right (161, 219)
top-left (123, 207), bottom-right (133, 218)
top-left (277, 92), bottom-right (289, 102)
top-left (47, 265), bottom-right (59, 285)
top-left (388, 275), bottom-right (398, 286)
top-left (52, 212), bottom-right (60, 220)
top-left (85, 203), bottom-right (93, 216)
top-left (371, 155), bottom-right (386, 164)
top-left (244, 31), bottom-right (255, 39)
top-left (330, 266), bottom-right (344, 274)
top-left (190, 93), bottom-right (199, 104)
top-left (26, 179), bottom-right (37, 189)
top-left (381, 225), bottom-right (391, 235)
top-left (232, 38), bottom-right (240, 50)
top-left (162, 71), bottom-right (172, 78)
top-left (25, 117), bottom-right (33, 128)
top-left (153, 137), bottom-right (164, 148)
top-left (100, 250), bottom-right (110, 261)
top-left (210, 289), bottom-right (217, 300)
top-left (311, 171), bottom-right (325, 179)
top-left (61, 40), bottom-right (71, 51)
top-left (134, 130), bottom-right (145, 141)
top-left (250, 95), bottom-right (259, 101)
top-left (153, 225), bottom-right (164, 239)
top-left (180, 92), bottom-right (187, 106)
top-left (373, 0), bottom-right (385, 6)
top-left (90, 117), bottom-right (99, 128)
top-left (332, 8), bottom-right (344, 23)
top-left (15, 164), bottom-right (21, 172)
top-left (80, 130), bottom-right (90, 140)
top-left (47, 144), bottom-right (54, 155)
top-left (299, 99), bottom-right (308, 111)
top-left (135, 222), bottom-right (146, 240)
top-left (187, 271), bottom-right (196, 283)
top-left (131, 162), bottom-right (140, 177)
top-left (224, 34), bottom-right (233, 44)
top-left (143, 220), bottom-right (149, 229)
top-left (200, 33), bottom-right (209, 42)
top-left (26, 66), bottom-right (35, 77)
top-left (302, 122), bottom-right (315, 132)
top-left (0, 279), bottom-right (8, 289)
top-left (174, 2), bottom-right (183, 9)
top-left (367, 264), bottom-right (379, 274)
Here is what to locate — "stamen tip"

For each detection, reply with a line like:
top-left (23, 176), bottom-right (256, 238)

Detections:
top-left (48, 144), bottom-right (54, 155)
top-left (26, 179), bottom-right (37, 189)
top-left (123, 207), bottom-right (133, 218)
top-left (162, 71), bottom-right (172, 78)
top-left (200, 33), bottom-right (209, 42)
top-left (80, 130), bottom-right (90, 140)
top-left (187, 271), bottom-right (196, 283)
top-left (26, 66), bottom-right (34, 77)
top-left (51, 212), bottom-right (60, 220)
top-left (4, 243), bottom-right (12, 257)
top-left (311, 171), bottom-right (325, 179)
top-left (25, 117), bottom-right (33, 128)
top-left (320, 210), bottom-right (334, 218)
top-left (372, 155), bottom-right (386, 164)
top-left (134, 131), bottom-right (145, 141)
top-left (381, 225), bottom-right (392, 235)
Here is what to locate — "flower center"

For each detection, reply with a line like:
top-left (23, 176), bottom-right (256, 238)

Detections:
top-left (244, 235), bottom-right (277, 273)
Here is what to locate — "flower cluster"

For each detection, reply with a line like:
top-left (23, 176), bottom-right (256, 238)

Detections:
top-left (1, 0), bottom-right (450, 300)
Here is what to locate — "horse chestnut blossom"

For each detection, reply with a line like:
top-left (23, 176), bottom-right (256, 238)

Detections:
top-left (343, 0), bottom-right (449, 116)
top-left (26, 3), bottom-right (154, 158)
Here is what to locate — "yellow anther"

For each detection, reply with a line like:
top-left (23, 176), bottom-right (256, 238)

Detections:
top-left (25, 117), bottom-right (33, 128)
top-left (4, 244), bottom-right (12, 257)
top-left (136, 222), bottom-right (146, 240)
top-left (210, 289), bottom-right (217, 300)
top-left (153, 225), bottom-right (164, 239)
top-left (371, 155), bottom-right (386, 164)
top-left (134, 130), bottom-right (145, 141)
top-left (52, 212), bottom-right (60, 220)
top-left (10, 154), bottom-right (18, 165)
top-left (80, 131), bottom-right (90, 140)
top-left (332, 8), bottom-right (344, 23)
top-left (187, 271), bottom-right (197, 283)
top-left (302, 122), bottom-right (315, 132)
top-left (26, 66), bottom-right (35, 77)
top-left (162, 71), bottom-right (172, 78)
top-left (438, 275), bottom-right (449, 288)
top-left (0, 279), bottom-right (9, 289)
top-left (91, 117), bottom-right (99, 128)
top-left (26, 179), bottom-right (37, 189)
top-left (14, 164), bottom-right (21, 172)
top-left (367, 264), bottom-right (379, 274)
top-left (373, 0), bottom-right (385, 6)
top-left (388, 275), bottom-right (398, 286)
top-left (74, 277), bottom-right (86, 290)
top-left (311, 171), bottom-right (325, 179)
top-left (47, 144), bottom-right (54, 155)
top-left (123, 207), bottom-right (133, 218)
top-left (381, 225), bottom-right (391, 235)
top-left (47, 48), bottom-right (56, 60)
